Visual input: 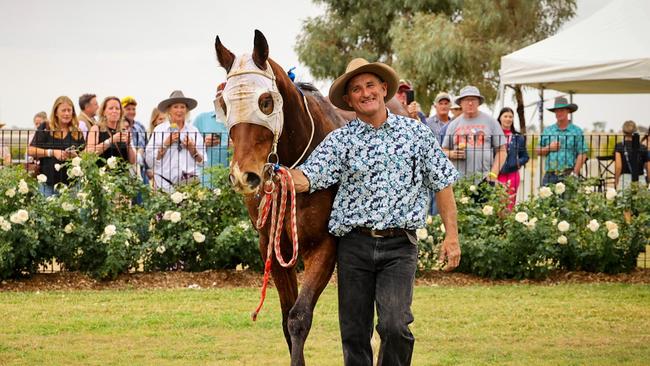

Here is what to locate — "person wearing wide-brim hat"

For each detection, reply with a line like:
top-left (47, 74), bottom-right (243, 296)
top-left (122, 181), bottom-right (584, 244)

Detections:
top-left (290, 57), bottom-right (461, 365)
top-left (536, 96), bottom-right (588, 185)
top-left (144, 90), bottom-right (205, 192)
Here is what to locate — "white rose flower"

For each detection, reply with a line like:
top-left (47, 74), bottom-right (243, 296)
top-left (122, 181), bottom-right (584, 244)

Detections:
top-left (124, 240), bottom-right (130, 248)
top-left (5, 188), bottom-right (15, 198)
top-left (426, 235), bottom-right (434, 244)
top-left (106, 156), bottom-right (118, 169)
top-left (99, 167), bottom-right (106, 176)
top-left (416, 228), bottom-right (428, 241)
top-left (605, 221), bottom-right (618, 231)
top-left (213, 188), bottom-right (222, 196)
top-left (584, 186), bottom-right (595, 194)
top-left (586, 219), bottom-right (600, 232)
top-left (238, 221), bottom-right (250, 230)
top-left (554, 182), bottom-right (566, 195)
top-left (607, 229), bottom-right (619, 240)
top-left (552, 218), bottom-right (558, 226)
top-left (526, 217), bottom-right (538, 230)
top-left (76, 192), bottom-right (88, 201)
top-left (514, 212), bottom-right (528, 223)
top-left (605, 188), bottom-right (617, 200)
top-left (61, 202), bottom-right (75, 212)
top-left (9, 209), bottom-right (29, 225)
top-left (54, 163), bottom-right (62, 172)
top-left (71, 156), bottom-right (82, 167)
top-left (18, 180), bottom-right (29, 194)
top-left (70, 166), bottom-right (84, 177)
top-left (0, 220), bottom-right (11, 231)
top-left (557, 235), bottom-right (568, 245)
top-left (170, 211), bottom-right (182, 223)
top-left (104, 224), bottom-right (117, 238)
top-left (539, 186), bottom-right (552, 199)
top-left (170, 192), bottom-right (185, 204)
top-left (37, 174), bottom-right (48, 183)
top-left (162, 210), bottom-right (173, 221)
top-left (459, 196), bottom-right (470, 204)
top-left (156, 245), bottom-right (166, 254)
top-left (557, 220), bottom-right (570, 232)
top-left (439, 224), bottom-right (446, 233)
top-left (469, 185), bottom-right (477, 193)
top-left (64, 223), bottom-right (74, 234)
top-left (482, 205), bottom-right (494, 216)
top-left (193, 231), bottom-right (206, 243)
top-left (425, 215), bottom-right (433, 225)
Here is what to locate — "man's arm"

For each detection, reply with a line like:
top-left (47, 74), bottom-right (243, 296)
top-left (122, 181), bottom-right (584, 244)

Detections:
top-left (573, 153), bottom-right (587, 176)
top-left (488, 144), bottom-right (507, 181)
top-left (290, 169), bottom-right (310, 193)
top-left (435, 186), bottom-right (460, 271)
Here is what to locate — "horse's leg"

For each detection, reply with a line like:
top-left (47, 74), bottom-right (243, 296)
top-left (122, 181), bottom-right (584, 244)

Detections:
top-left (271, 259), bottom-right (299, 353)
top-left (287, 235), bottom-right (337, 366)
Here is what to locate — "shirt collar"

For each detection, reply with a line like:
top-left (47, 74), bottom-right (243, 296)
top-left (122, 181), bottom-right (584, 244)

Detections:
top-left (353, 108), bottom-right (394, 132)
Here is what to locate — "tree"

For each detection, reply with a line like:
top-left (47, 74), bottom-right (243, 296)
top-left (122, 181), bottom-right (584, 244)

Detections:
top-left (296, 0), bottom-right (576, 130)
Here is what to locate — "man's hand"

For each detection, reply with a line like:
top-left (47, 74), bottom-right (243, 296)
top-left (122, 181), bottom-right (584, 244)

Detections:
top-left (438, 235), bottom-right (461, 271)
top-left (549, 141), bottom-right (561, 152)
top-left (448, 149), bottom-right (466, 160)
top-left (289, 169), bottom-right (310, 193)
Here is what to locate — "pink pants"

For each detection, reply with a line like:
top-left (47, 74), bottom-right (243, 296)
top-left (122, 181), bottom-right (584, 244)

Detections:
top-left (497, 171), bottom-right (520, 211)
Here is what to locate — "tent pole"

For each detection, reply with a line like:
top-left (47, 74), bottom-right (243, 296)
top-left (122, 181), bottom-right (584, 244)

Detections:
top-left (569, 91), bottom-right (574, 123)
top-left (539, 88), bottom-right (545, 132)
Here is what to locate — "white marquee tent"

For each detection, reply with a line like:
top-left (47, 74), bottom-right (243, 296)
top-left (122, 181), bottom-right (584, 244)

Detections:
top-left (499, 0), bottom-right (650, 94)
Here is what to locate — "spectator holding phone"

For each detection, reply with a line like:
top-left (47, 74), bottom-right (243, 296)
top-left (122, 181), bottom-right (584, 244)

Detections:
top-left (86, 96), bottom-right (136, 167)
top-left (193, 82), bottom-right (229, 186)
top-left (28, 96), bottom-right (85, 197)
top-left (395, 79), bottom-right (427, 123)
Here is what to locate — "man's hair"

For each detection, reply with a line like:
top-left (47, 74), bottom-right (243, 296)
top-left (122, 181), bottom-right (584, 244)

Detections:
top-left (344, 73), bottom-right (384, 95)
top-left (79, 93), bottom-right (96, 111)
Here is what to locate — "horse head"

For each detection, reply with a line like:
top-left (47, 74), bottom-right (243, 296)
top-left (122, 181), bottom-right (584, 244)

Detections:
top-left (215, 30), bottom-right (300, 195)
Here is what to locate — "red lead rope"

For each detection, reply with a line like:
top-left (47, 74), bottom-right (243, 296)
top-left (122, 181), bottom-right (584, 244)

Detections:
top-left (251, 166), bottom-right (299, 321)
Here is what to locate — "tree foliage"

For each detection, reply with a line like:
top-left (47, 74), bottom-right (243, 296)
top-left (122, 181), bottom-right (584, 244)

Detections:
top-left (296, 0), bottom-right (576, 113)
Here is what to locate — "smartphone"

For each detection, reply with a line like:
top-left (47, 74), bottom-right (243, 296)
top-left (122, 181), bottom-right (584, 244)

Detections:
top-left (405, 90), bottom-right (415, 105)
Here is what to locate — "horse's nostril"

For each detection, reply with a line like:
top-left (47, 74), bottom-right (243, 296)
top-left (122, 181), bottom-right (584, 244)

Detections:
top-left (244, 173), bottom-right (261, 188)
top-left (229, 174), bottom-right (237, 186)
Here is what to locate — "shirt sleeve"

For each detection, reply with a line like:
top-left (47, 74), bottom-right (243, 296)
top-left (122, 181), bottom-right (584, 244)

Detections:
top-left (30, 123), bottom-right (48, 148)
top-left (297, 130), bottom-right (345, 193)
top-left (421, 131), bottom-right (459, 192)
top-left (578, 130), bottom-right (589, 154)
top-left (490, 118), bottom-right (506, 148)
top-left (441, 121), bottom-right (455, 149)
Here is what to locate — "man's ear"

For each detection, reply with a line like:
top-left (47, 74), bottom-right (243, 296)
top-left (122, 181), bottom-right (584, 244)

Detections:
top-left (343, 95), bottom-right (352, 108)
top-left (381, 81), bottom-right (388, 97)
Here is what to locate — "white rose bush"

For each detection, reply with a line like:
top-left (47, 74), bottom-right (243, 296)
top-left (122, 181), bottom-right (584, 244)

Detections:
top-left (419, 176), bottom-right (649, 279)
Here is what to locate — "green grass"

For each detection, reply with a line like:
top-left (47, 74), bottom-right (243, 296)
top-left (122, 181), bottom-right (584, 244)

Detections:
top-left (1, 284), bottom-right (649, 365)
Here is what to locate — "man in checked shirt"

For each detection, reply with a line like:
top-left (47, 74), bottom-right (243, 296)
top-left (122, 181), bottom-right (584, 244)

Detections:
top-left (290, 58), bottom-right (460, 366)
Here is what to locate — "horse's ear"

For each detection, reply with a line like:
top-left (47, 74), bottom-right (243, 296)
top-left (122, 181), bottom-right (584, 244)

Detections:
top-left (252, 29), bottom-right (269, 70)
top-left (215, 35), bottom-right (235, 73)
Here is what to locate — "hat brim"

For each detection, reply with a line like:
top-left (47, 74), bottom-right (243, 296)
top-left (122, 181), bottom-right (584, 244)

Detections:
top-left (455, 94), bottom-right (485, 105)
top-left (547, 104), bottom-right (578, 113)
top-left (329, 63), bottom-right (399, 111)
top-left (158, 97), bottom-right (197, 112)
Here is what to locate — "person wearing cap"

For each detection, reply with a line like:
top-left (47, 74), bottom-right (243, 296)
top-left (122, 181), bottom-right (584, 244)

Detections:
top-left (442, 85), bottom-right (507, 182)
top-left (78, 93), bottom-right (98, 133)
top-left (450, 102), bottom-right (462, 120)
top-left (289, 58), bottom-right (460, 365)
top-left (192, 82), bottom-right (229, 187)
top-left (425, 92), bottom-right (452, 144)
top-left (145, 90), bottom-right (205, 193)
top-left (396, 79), bottom-right (427, 123)
top-left (121, 96), bottom-right (149, 184)
top-left (536, 97), bottom-right (588, 185)
top-left (614, 120), bottom-right (649, 189)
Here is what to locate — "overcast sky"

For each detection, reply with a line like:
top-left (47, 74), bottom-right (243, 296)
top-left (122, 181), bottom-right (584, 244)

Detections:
top-left (0, 0), bottom-right (646, 132)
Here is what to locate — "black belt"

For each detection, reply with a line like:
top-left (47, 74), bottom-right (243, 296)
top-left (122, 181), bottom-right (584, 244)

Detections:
top-left (354, 227), bottom-right (414, 238)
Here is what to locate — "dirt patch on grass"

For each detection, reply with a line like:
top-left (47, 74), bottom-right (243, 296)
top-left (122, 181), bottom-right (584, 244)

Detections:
top-left (1, 269), bottom-right (649, 292)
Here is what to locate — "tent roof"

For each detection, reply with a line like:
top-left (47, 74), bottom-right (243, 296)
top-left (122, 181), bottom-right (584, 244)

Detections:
top-left (499, 0), bottom-right (650, 94)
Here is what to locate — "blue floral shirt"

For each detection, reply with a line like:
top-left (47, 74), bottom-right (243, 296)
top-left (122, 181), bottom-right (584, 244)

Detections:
top-left (298, 111), bottom-right (458, 236)
top-left (540, 123), bottom-right (589, 172)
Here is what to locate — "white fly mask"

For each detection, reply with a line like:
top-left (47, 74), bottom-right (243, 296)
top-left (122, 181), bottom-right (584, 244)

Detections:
top-left (216, 54), bottom-right (284, 140)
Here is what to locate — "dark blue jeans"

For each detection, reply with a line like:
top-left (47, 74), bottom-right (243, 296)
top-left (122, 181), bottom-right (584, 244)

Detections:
top-left (337, 230), bottom-right (418, 366)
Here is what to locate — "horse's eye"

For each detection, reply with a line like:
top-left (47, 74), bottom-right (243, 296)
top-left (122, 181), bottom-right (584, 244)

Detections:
top-left (258, 93), bottom-right (274, 115)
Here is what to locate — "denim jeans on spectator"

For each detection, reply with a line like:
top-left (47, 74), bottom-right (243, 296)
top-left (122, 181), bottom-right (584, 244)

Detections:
top-left (542, 171), bottom-right (564, 186)
top-left (337, 230), bottom-right (418, 366)
top-left (39, 184), bottom-right (57, 197)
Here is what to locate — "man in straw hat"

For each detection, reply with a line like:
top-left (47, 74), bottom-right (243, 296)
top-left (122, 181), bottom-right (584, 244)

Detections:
top-left (536, 96), bottom-right (588, 185)
top-left (144, 90), bottom-right (205, 192)
top-left (290, 58), bottom-right (461, 365)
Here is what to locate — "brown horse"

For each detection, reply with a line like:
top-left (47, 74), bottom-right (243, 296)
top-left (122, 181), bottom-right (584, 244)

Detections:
top-left (215, 30), bottom-right (343, 365)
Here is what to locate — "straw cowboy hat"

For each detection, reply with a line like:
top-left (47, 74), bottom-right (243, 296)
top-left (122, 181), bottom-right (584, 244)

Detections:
top-left (157, 90), bottom-right (197, 112)
top-left (328, 58), bottom-right (399, 111)
top-left (0, 122), bottom-right (5, 128)
top-left (454, 85), bottom-right (485, 105)
top-left (547, 96), bottom-right (578, 112)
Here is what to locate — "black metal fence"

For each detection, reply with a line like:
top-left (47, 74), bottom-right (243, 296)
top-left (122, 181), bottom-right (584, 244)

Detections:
top-left (1, 129), bottom-right (648, 197)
